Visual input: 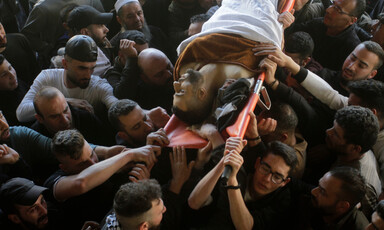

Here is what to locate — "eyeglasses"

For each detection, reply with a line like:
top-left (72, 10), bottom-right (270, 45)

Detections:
top-left (329, 2), bottom-right (354, 17)
top-left (258, 161), bottom-right (287, 184)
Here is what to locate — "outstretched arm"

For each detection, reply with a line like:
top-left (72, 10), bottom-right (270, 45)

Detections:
top-left (254, 44), bottom-right (348, 110)
top-left (53, 145), bottom-right (160, 201)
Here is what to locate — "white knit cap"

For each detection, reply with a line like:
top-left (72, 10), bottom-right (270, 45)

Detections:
top-left (114, 0), bottom-right (140, 12)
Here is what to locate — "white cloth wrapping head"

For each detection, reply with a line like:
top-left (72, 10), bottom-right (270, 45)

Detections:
top-left (114, 0), bottom-right (139, 13)
top-left (177, 0), bottom-right (283, 55)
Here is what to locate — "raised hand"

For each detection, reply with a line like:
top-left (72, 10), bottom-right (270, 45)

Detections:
top-left (169, 146), bottom-right (195, 194)
top-left (224, 137), bottom-right (247, 156)
top-left (146, 128), bottom-right (170, 146)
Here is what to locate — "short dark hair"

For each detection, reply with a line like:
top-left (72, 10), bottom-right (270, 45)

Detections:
top-left (285, 32), bottom-right (314, 59)
top-left (335, 106), bottom-right (379, 153)
top-left (375, 200), bottom-right (384, 220)
top-left (114, 179), bottom-right (162, 228)
top-left (111, 30), bottom-right (148, 54)
top-left (329, 167), bottom-right (366, 209)
top-left (265, 141), bottom-right (298, 176)
top-left (350, 0), bottom-right (366, 18)
top-left (361, 41), bottom-right (384, 69)
top-left (190, 13), bottom-right (211, 24)
top-left (0, 54), bottom-right (4, 65)
top-left (108, 99), bottom-right (138, 131)
top-left (261, 102), bottom-right (298, 135)
top-left (52, 129), bottom-right (85, 160)
top-left (348, 79), bottom-right (384, 121)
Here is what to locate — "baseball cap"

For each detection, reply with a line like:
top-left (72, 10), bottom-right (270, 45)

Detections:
top-left (67, 5), bottom-right (113, 32)
top-left (65, 35), bottom-right (98, 62)
top-left (115, 0), bottom-right (139, 13)
top-left (0, 178), bottom-right (48, 213)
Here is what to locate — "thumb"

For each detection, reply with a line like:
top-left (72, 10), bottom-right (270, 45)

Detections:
top-left (242, 139), bottom-right (248, 147)
top-left (188, 161), bottom-right (196, 171)
top-left (290, 9), bottom-right (295, 15)
top-left (202, 141), bottom-right (212, 152)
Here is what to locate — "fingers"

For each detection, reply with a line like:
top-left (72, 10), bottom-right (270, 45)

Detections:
top-left (128, 163), bottom-right (150, 182)
top-left (0, 144), bottom-right (7, 156)
top-left (225, 137), bottom-right (246, 154)
top-left (257, 118), bottom-right (277, 136)
top-left (147, 128), bottom-right (170, 146)
top-left (223, 151), bottom-right (244, 172)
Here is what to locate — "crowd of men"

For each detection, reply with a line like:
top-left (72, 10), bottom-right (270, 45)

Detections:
top-left (1, 0), bottom-right (384, 229)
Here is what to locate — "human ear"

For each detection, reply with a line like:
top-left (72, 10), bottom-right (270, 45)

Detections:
top-left (35, 114), bottom-right (44, 124)
top-left (79, 28), bottom-right (90, 36)
top-left (8, 214), bottom-right (21, 224)
top-left (368, 69), bottom-right (377, 79)
top-left (139, 222), bottom-right (149, 230)
top-left (197, 88), bottom-right (207, 101)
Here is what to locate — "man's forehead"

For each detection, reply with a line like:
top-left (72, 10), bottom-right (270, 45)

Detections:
top-left (122, 2), bottom-right (142, 12)
top-left (262, 153), bottom-right (290, 176)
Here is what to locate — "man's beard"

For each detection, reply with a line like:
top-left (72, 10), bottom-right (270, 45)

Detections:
top-left (68, 75), bottom-right (90, 89)
top-left (19, 214), bottom-right (49, 230)
top-left (141, 22), bottom-right (152, 42)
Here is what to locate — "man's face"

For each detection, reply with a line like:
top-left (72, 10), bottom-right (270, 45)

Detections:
top-left (36, 94), bottom-right (72, 135)
top-left (372, 21), bottom-right (384, 47)
top-left (147, 198), bottom-right (166, 229)
top-left (142, 58), bottom-right (173, 86)
top-left (252, 153), bottom-right (291, 197)
top-left (0, 59), bottom-right (18, 91)
top-left (117, 2), bottom-right (145, 31)
top-left (118, 105), bottom-right (155, 146)
top-left (173, 70), bottom-right (202, 112)
top-left (325, 120), bottom-right (354, 155)
top-left (366, 211), bottom-right (384, 230)
top-left (324, 0), bottom-right (356, 32)
top-left (341, 45), bottom-right (379, 81)
top-left (12, 195), bottom-right (49, 229)
top-left (0, 23), bottom-right (6, 50)
top-left (0, 111), bottom-right (10, 142)
top-left (64, 58), bottom-right (96, 89)
top-left (87, 24), bottom-right (109, 47)
top-left (58, 141), bottom-right (98, 174)
top-left (311, 172), bottom-right (342, 216)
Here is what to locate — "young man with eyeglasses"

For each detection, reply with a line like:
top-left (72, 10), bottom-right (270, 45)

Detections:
top-left (188, 138), bottom-right (298, 230)
top-left (287, 0), bottom-right (370, 71)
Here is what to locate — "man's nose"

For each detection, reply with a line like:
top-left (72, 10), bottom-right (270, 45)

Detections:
top-left (173, 81), bottom-right (181, 92)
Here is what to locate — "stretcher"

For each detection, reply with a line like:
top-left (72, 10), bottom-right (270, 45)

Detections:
top-left (164, 0), bottom-right (295, 148)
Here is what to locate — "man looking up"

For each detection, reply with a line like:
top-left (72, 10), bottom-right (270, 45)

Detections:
top-left (16, 35), bottom-right (117, 123)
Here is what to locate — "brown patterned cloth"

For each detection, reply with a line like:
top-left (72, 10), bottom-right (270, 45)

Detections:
top-left (173, 33), bottom-right (265, 80)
